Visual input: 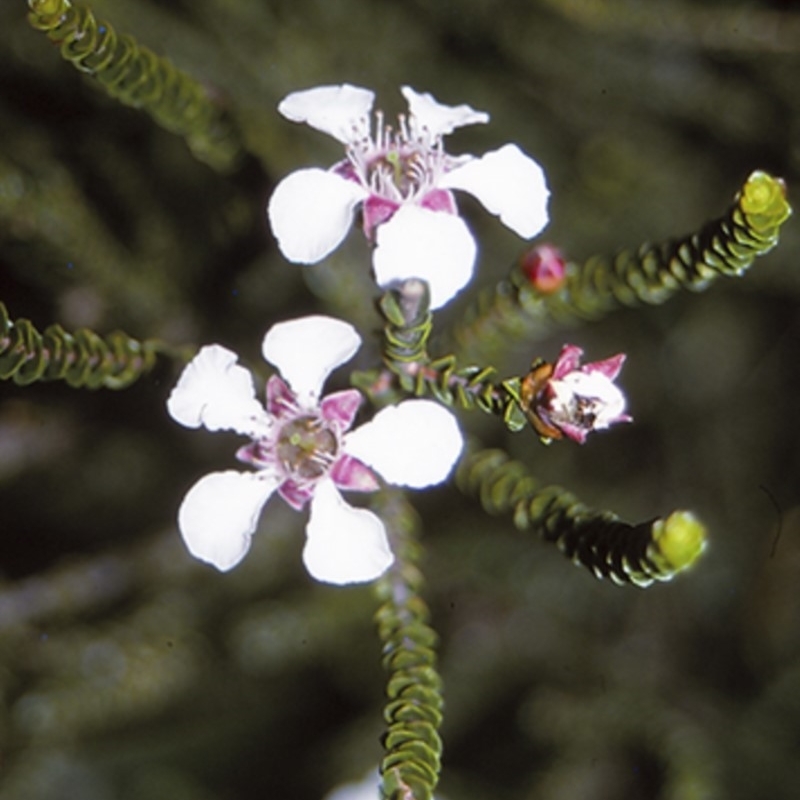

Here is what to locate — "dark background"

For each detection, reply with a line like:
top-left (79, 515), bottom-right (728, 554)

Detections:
top-left (2, 1), bottom-right (800, 798)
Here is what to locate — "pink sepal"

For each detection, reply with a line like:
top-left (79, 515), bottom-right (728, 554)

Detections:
top-left (363, 195), bottom-right (400, 240)
top-left (419, 188), bottom-right (457, 214)
top-left (330, 454), bottom-right (380, 493)
top-left (552, 344), bottom-right (583, 379)
top-left (278, 480), bottom-right (315, 511)
top-left (265, 375), bottom-right (297, 418)
top-left (320, 389), bottom-right (363, 430)
top-left (236, 441), bottom-right (272, 468)
top-left (331, 159), bottom-right (359, 182)
top-left (557, 422), bottom-right (589, 444)
top-left (584, 353), bottom-right (626, 380)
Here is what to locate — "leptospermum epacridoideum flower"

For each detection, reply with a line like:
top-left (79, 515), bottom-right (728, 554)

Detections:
top-left (521, 344), bottom-right (632, 444)
top-left (166, 315), bottom-right (463, 585)
top-left (268, 84), bottom-right (551, 309)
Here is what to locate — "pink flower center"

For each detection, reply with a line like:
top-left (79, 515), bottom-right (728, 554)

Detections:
top-left (340, 111), bottom-right (446, 205)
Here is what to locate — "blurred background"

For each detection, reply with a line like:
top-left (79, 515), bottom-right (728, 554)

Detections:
top-left (2, 0), bottom-right (800, 798)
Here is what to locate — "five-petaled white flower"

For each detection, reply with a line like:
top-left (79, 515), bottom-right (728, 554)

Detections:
top-left (167, 315), bottom-right (463, 585)
top-left (268, 84), bottom-right (550, 309)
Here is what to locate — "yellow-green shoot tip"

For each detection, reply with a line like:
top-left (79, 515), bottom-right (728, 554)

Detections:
top-left (651, 511), bottom-right (708, 576)
top-left (741, 170), bottom-right (792, 226)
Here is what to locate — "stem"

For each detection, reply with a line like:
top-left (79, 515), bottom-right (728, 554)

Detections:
top-left (373, 491), bottom-right (444, 800)
top-left (458, 445), bottom-right (708, 587)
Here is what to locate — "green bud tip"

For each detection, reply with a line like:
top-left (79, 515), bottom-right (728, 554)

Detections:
top-left (741, 170), bottom-right (792, 225)
top-left (29, 0), bottom-right (67, 15)
top-left (651, 511), bottom-right (708, 573)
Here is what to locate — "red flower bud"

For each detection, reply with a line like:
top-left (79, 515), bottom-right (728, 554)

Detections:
top-left (519, 243), bottom-right (566, 294)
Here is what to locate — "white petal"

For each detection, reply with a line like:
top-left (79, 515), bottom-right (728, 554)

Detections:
top-left (440, 143), bottom-right (550, 238)
top-left (324, 771), bottom-right (382, 800)
top-left (372, 206), bottom-right (477, 310)
top-left (303, 480), bottom-right (394, 585)
top-left (278, 84), bottom-right (375, 144)
top-left (268, 169), bottom-right (368, 264)
top-left (262, 315), bottom-right (361, 403)
top-left (554, 372), bottom-right (628, 428)
top-left (401, 86), bottom-right (489, 138)
top-left (166, 345), bottom-right (271, 436)
top-left (177, 470), bottom-right (278, 571)
top-left (344, 400), bottom-right (463, 489)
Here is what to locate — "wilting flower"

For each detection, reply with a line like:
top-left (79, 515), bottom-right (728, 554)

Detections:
top-left (520, 344), bottom-right (631, 443)
top-left (167, 315), bottom-right (463, 584)
top-left (268, 83), bottom-right (550, 309)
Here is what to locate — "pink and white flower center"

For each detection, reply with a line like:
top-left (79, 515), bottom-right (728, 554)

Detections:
top-left (344, 112), bottom-right (439, 197)
top-left (334, 111), bottom-right (458, 237)
top-left (237, 402), bottom-right (347, 495)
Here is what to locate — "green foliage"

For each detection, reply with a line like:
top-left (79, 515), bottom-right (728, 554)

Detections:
top-left (452, 170), bottom-right (793, 360)
top-left (373, 493), bottom-right (444, 800)
top-left (378, 279), bottom-right (433, 368)
top-left (560, 169), bottom-right (791, 317)
top-left (356, 281), bottom-right (531, 433)
top-left (26, 0), bottom-right (243, 172)
top-left (0, 301), bottom-right (166, 389)
top-left (3, 0), bottom-right (799, 796)
top-left (457, 447), bottom-right (708, 587)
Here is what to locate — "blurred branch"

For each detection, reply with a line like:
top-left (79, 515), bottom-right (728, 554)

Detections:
top-left (26, 0), bottom-right (244, 172)
top-left (0, 300), bottom-right (189, 389)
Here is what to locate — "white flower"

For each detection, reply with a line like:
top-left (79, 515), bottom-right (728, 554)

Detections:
top-left (323, 771), bottom-right (445, 800)
top-left (323, 771), bottom-right (382, 800)
top-left (167, 315), bottom-right (464, 585)
top-left (268, 84), bottom-right (550, 309)
top-left (520, 344), bottom-right (632, 444)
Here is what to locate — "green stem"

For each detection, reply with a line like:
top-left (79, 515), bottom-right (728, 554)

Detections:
top-left (0, 301), bottom-right (188, 389)
top-left (352, 280), bottom-right (531, 433)
top-left (457, 445), bottom-right (707, 587)
top-left (373, 492), bottom-right (444, 800)
top-left (451, 170), bottom-right (792, 361)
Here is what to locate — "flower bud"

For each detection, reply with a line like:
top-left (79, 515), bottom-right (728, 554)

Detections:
top-left (519, 243), bottom-right (566, 294)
